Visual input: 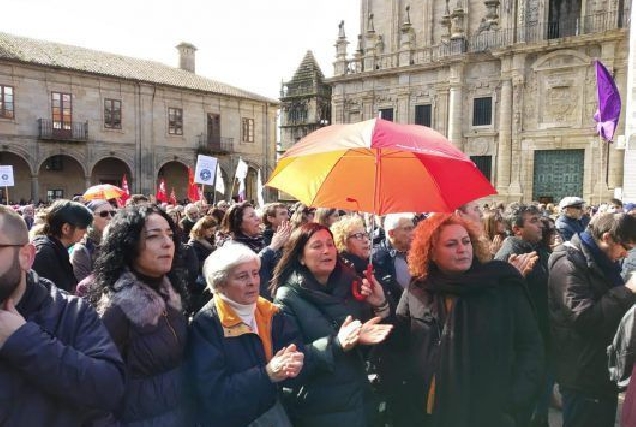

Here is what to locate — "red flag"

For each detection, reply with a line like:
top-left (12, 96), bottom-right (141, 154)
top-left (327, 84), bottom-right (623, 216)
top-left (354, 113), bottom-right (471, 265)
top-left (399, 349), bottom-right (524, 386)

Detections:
top-left (156, 179), bottom-right (167, 203)
top-left (188, 167), bottom-right (199, 201)
top-left (169, 187), bottom-right (177, 205)
top-left (120, 174), bottom-right (130, 204)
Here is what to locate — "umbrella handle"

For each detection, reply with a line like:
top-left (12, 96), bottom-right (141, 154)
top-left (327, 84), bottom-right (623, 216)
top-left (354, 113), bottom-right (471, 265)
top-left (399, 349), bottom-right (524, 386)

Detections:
top-left (351, 264), bottom-right (375, 301)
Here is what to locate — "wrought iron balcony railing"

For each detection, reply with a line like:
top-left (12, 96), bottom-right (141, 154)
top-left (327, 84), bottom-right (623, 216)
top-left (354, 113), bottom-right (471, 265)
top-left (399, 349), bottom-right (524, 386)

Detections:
top-left (197, 135), bottom-right (233, 154)
top-left (37, 119), bottom-right (88, 141)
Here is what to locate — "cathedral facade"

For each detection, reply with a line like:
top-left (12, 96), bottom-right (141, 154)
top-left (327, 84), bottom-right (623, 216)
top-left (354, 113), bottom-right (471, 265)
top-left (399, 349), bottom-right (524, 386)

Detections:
top-left (329, 0), bottom-right (629, 204)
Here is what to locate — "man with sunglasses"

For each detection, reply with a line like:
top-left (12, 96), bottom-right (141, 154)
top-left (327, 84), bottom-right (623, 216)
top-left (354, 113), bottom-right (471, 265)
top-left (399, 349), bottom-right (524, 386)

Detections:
top-left (0, 205), bottom-right (124, 426)
top-left (31, 200), bottom-right (92, 293)
top-left (548, 213), bottom-right (636, 427)
top-left (555, 196), bottom-right (586, 242)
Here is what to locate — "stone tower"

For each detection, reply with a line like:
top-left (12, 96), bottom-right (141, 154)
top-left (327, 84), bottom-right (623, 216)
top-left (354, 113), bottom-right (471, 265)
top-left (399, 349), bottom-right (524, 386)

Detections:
top-left (175, 42), bottom-right (197, 73)
top-left (279, 51), bottom-right (332, 154)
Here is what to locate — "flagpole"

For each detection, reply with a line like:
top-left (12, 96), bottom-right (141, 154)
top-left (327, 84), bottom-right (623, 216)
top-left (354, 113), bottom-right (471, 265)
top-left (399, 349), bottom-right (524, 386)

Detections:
top-left (5, 186), bottom-right (8, 205)
top-left (605, 137), bottom-right (610, 186)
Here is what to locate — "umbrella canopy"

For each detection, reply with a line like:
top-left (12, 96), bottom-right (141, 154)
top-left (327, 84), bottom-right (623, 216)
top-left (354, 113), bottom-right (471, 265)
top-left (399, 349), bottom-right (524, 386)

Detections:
top-left (84, 184), bottom-right (125, 201)
top-left (267, 118), bottom-right (496, 214)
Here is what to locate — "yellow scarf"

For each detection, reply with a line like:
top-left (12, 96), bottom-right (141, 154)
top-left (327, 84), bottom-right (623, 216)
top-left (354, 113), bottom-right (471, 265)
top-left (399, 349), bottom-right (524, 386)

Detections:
top-left (213, 294), bottom-right (279, 361)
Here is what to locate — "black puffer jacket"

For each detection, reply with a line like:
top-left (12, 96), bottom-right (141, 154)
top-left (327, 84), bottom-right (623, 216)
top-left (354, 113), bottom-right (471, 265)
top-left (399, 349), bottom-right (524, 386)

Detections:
top-left (554, 215), bottom-right (585, 242)
top-left (274, 264), bottom-right (377, 427)
top-left (97, 271), bottom-right (188, 426)
top-left (0, 271), bottom-right (125, 426)
top-left (548, 234), bottom-right (636, 397)
top-left (32, 235), bottom-right (77, 292)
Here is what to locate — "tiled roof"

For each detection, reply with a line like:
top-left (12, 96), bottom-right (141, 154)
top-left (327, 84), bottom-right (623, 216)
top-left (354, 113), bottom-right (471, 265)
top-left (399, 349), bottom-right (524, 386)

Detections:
top-left (0, 32), bottom-right (278, 104)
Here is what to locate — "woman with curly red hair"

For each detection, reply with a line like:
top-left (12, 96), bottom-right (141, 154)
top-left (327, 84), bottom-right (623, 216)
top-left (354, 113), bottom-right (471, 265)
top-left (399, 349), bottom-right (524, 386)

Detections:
top-left (390, 213), bottom-right (544, 427)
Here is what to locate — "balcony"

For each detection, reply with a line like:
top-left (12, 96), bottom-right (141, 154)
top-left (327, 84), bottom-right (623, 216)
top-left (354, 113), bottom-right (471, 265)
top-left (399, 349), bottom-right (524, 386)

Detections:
top-left (38, 119), bottom-right (88, 142)
top-left (338, 11), bottom-right (623, 74)
top-left (197, 135), bottom-right (233, 155)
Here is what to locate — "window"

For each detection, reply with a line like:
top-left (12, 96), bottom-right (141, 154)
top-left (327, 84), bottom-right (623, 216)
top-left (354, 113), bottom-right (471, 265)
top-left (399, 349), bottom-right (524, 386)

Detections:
top-left (472, 97), bottom-right (492, 126)
top-left (51, 92), bottom-right (72, 129)
top-left (44, 156), bottom-right (64, 171)
top-left (242, 118), bottom-right (254, 143)
top-left (104, 99), bottom-right (122, 129)
top-left (47, 189), bottom-right (64, 202)
top-left (0, 85), bottom-right (14, 119)
top-left (168, 108), bottom-right (183, 135)
top-left (415, 104), bottom-right (432, 127)
top-left (379, 108), bottom-right (393, 122)
top-left (471, 156), bottom-right (493, 182)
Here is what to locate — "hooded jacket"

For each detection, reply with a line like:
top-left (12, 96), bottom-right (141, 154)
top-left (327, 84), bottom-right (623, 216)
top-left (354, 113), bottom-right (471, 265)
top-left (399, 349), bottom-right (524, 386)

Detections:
top-left (32, 234), bottom-right (77, 292)
top-left (97, 271), bottom-right (188, 426)
top-left (0, 271), bottom-right (125, 426)
top-left (548, 234), bottom-right (636, 396)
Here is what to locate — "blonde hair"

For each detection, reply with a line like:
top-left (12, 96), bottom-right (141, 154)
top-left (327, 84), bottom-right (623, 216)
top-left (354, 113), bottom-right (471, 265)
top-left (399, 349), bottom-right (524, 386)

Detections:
top-left (331, 215), bottom-right (365, 253)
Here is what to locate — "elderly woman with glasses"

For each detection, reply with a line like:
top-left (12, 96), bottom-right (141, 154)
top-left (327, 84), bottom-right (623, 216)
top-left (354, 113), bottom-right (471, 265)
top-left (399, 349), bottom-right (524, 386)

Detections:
top-left (389, 213), bottom-right (543, 427)
top-left (72, 199), bottom-right (115, 283)
top-left (271, 223), bottom-right (392, 427)
top-left (187, 243), bottom-right (304, 427)
top-left (331, 215), bottom-right (371, 276)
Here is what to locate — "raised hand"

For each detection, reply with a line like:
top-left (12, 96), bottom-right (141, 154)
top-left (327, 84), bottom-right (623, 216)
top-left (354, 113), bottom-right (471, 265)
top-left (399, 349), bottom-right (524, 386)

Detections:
top-left (358, 316), bottom-right (393, 345)
top-left (360, 275), bottom-right (386, 308)
top-left (266, 344), bottom-right (304, 382)
top-left (270, 220), bottom-right (292, 251)
top-left (508, 252), bottom-right (538, 277)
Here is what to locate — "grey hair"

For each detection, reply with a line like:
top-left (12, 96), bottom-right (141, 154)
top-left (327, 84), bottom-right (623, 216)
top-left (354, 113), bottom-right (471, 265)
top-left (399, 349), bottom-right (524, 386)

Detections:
top-left (384, 213), bottom-right (415, 232)
top-left (203, 243), bottom-right (260, 291)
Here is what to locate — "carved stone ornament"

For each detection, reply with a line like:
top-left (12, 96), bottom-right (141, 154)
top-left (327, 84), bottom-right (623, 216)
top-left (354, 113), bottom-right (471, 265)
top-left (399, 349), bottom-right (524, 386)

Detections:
top-left (470, 138), bottom-right (490, 155)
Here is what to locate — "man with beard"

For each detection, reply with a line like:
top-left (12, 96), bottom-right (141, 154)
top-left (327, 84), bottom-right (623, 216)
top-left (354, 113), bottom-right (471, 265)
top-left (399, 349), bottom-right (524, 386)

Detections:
top-left (0, 205), bottom-right (125, 426)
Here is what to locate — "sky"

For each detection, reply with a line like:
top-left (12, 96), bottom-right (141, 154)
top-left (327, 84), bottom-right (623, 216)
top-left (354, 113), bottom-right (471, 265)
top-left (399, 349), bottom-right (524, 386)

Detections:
top-left (3, 0), bottom-right (361, 100)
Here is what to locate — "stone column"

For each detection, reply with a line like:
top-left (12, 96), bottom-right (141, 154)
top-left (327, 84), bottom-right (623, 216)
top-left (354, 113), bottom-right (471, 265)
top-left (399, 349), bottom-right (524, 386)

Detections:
top-left (435, 86), bottom-right (450, 137)
top-left (85, 176), bottom-right (92, 190)
top-left (448, 64), bottom-right (464, 149)
top-left (497, 77), bottom-right (513, 190)
top-left (397, 92), bottom-right (410, 123)
top-left (362, 96), bottom-right (375, 121)
top-left (31, 175), bottom-right (39, 204)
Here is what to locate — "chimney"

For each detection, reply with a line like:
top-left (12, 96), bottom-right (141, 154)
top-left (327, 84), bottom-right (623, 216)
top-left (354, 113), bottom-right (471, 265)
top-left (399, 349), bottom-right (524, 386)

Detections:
top-left (175, 42), bottom-right (197, 73)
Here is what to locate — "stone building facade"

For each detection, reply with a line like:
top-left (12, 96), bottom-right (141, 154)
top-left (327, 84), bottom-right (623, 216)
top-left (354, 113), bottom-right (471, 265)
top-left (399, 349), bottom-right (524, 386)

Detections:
top-left (329, 0), bottom-right (629, 204)
top-left (0, 32), bottom-right (278, 205)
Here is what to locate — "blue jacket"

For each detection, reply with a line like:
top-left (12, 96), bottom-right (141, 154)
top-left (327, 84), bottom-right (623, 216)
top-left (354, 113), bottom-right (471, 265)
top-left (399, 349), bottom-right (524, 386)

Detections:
top-left (186, 296), bottom-right (303, 427)
top-left (623, 248), bottom-right (636, 282)
top-left (554, 215), bottom-right (585, 242)
top-left (0, 271), bottom-right (125, 426)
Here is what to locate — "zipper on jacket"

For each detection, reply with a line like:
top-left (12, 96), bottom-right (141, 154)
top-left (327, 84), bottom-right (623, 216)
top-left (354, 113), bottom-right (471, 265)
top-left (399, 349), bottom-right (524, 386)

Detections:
top-left (163, 310), bottom-right (178, 342)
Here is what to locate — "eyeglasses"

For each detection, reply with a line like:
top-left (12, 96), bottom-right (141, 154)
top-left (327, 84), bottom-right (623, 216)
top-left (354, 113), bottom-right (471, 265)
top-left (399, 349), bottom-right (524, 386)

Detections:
top-left (97, 210), bottom-right (116, 218)
top-left (0, 243), bottom-right (27, 248)
top-left (348, 232), bottom-right (369, 240)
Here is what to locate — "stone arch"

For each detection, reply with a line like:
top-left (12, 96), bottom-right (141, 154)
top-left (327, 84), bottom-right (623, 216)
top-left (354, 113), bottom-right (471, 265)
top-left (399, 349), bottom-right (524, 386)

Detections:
top-left (0, 151), bottom-right (32, 204)
top-left (37, 151), bottom-right (87, 177)
top-left (91, 157), bottom-right (133, 187)
top-left (38, 155), bottom-right (86, 203)
top-left (531, 49), bottom-right (591, 71)
top-left (158, 161), bottom-right (189, 204)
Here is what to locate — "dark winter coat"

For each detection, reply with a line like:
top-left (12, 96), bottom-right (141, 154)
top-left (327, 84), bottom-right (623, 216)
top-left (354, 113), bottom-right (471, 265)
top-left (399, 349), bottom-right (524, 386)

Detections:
top-left (495, 236), bottom-right (550, 349)
top-left (274, 264), bottom-right (377, 427)
top-left (32, 234), bottom-right (77, 293)
top-left (393, 261), bottom-right (544, 427)
top-left (371, 240), bottom-right (407, 312)
top-left (188, 238), bottom-right (214, 268)
top-left (97, 271), bottom-right (188, 426)
top-left (548, 234), bottom-right (636, 397)
top-left (554, 214), bottom-right (585, 242)
top-left (71, 229), bottom-right (102, 283)
top-left (186, 295), bottom-right (303, 427)
top-left (0, 270), bottom-right (125, 426)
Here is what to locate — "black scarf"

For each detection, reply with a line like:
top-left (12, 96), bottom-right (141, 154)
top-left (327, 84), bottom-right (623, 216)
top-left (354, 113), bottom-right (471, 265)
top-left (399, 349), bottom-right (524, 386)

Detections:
top-left (232, 233), bottom-right (265, 254)
top-left (340, 251), bottom-right (368, 276)
top-left (579, 231), bottom-right (625, 288)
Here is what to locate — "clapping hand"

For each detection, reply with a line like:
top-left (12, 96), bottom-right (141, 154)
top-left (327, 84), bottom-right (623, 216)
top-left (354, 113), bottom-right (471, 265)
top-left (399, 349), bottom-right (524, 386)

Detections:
top-left (337, 315), bottom-right (362, 352)
top-left (508, 252), bottom-right (538, 277)
top-left (270, 221), bottom-right (292, 251)
top-left (0, 298), bottom-right (25, 348)
top-left (490, 235), bottom-right (503, 255)
top-left (358, 317), bottom-right (393, 346)
top-left (266, 344), bottom-right (304, 382)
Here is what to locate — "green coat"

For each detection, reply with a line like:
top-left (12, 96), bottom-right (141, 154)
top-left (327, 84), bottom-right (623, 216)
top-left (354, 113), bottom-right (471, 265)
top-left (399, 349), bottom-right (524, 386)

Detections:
top-left (274, 264), bottom-right (376, 427)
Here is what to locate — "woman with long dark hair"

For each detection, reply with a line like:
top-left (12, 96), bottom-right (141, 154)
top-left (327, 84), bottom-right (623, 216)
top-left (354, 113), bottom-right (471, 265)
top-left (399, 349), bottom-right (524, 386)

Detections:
top-left (271, 223), bottom-right (392, 427)
top-left (88, 205), bottom-right (189, 426)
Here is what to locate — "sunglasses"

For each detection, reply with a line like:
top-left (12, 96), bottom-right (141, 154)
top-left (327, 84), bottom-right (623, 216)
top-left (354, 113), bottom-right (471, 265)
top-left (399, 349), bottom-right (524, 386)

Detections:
top-left (96, 210), bottom-right (117, 218)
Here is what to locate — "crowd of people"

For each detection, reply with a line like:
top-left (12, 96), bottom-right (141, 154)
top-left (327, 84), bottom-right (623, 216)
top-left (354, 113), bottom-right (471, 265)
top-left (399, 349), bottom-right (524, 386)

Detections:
top-left (0, 192), bottom-right (635, 427)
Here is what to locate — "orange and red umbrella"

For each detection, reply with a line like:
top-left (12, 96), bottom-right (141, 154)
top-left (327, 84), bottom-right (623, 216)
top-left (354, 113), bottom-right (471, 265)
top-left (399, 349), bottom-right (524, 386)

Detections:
top-left (84, 184), bottom-right (125, 201)
top-left (266, 118), bottom-right (496, 215)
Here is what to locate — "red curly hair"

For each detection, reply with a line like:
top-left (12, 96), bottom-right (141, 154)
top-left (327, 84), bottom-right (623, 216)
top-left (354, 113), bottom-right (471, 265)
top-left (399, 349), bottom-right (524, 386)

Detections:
top-left (408, 213), bottom-right (491, 280)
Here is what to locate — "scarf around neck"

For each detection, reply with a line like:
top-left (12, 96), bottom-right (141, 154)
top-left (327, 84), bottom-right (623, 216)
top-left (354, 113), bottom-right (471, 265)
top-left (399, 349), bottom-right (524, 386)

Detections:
top-left (579, 231), bottom-right (625, 287)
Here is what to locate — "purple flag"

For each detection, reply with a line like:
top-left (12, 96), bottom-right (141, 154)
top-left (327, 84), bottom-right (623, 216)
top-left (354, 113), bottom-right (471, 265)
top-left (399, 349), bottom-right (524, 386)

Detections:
top-left (594, 60), bottom-right (621, 142)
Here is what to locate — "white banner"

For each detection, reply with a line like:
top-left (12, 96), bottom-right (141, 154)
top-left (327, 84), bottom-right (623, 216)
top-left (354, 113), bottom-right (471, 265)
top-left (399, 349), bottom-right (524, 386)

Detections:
top-left (215, 165), bottom-right (225, 194)
top-left (194, 155), bottom-right (218, 185)
top-left (0, 165), bottom-right (14, 187)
